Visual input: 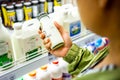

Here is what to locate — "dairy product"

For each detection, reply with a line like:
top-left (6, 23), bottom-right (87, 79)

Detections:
top-left (63, 7), bottom-right (81, 40)
top-left (58, 58), bottom-right (71, 80)
top-left (12, 22), bottom-right (42, 62)
top-left (36, 65), bottom-right (51, 80)
top-left (50, 60), bottom-right (63, 80)
top-left (23, 70), bottom-right (36, 80)
top-left (37, 13), bottom-right (64, 50)
top-left (52, 5), bottom-right (86, 40)
top-left (0, 18), bottom-right (14, 69)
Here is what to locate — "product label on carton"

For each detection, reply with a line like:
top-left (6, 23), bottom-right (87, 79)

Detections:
top-left (32, 5), bottom-right (39, 18)
top-left (0, 41), bottom-right (12, 67)
top-left (40, 3), bottom-right (44, 13)
top-left (21, 35), bottom-right (41, 60)
top-left (24, 6), bottom-right (32, 20)
top-left (69, 20), bottom-right (81, 37)
top-left (16, 9), bottom-right (24, 21)
top-left (7, 11), bottom-right (16, 22)
top-left (48, 2), bottom-right (53, 13)
top-left (0, 41), bottom-right (9, 55)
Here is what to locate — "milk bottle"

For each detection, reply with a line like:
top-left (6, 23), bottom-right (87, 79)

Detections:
top-left (0, 18), bottom-right (14, 69)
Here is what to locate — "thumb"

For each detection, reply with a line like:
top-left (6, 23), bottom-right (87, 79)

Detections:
top-left (54, 21), bottom-right (65, 34)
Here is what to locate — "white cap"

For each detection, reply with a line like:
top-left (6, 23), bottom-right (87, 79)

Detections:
top-left (13, 23), bottom-right (22, 30)
top-left (24, 1), bottom-right (31, 6)
top-left (15, 3), bottom-right (22, 7)
top-left (32, 0), bottom-right (39, 4)
top-left (39, 0), bottom-right (46, 2)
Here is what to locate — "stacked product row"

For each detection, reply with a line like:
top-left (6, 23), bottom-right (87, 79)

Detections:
top-left (17, 58), bottom-right (71, 80)
top-left (0, 0), bottom-right (62, 29)
top-left (0, 18), bottom-right (44, 70)
top-left (0, 4), bottom-right (86, 71)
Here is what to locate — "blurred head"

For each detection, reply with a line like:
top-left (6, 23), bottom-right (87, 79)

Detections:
top-left (76, 0), bottom-right (120, 39)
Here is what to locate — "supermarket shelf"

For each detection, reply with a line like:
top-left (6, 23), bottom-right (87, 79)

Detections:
top-left (0, 32), bottom-right (100, 80)
top-left (0, 52), bottom-right (57, 80)
top-left (73, 32), bottom-right (101, 47)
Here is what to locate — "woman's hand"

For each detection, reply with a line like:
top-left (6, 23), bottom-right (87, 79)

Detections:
top-left (38, 21), bottom-right (72, 57)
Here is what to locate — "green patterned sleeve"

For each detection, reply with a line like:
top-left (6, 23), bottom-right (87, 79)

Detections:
top-left (63, 43), bottom-right (94, 76)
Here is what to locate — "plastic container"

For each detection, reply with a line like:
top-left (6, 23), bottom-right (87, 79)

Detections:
top-left (24, 1), bottom-right (32, 20)
top-left (63, 7), bottom-right (81, 40)
top-left (31, 0), bottom-right (39, 18)
top-left (1, 2), bottom-right (7, 27)
top-left (58, 58), bottom-right (71, 80)
top-left (53, 5), bottom-right (85, 40)
top-left (47, 0), bottom-right (54, 13)
top-left (36, 65), bottom-right (51, 80)
top-left (23, 70), bottom-right (36, 80)
top-left (15, 1), bottom-right (24, 22)
top-left (52, 6), bottom-right (64, 27)
top-left (0, 18), bottom-right (14, 69)
top-left (11, 23), bottom-right (25, 61)
top-left (11, 22), bottom-right (42, 62)
top-left (6, 2), bottom-right (16, 29)
top-left (39, 0), bottom-right (46, 13)
top-left (50, 60), bottom-right (63, 80)
top-left (6, 3), bottom-right (16, 22)
top-left (28, 70), bottom-right (37, 80)
top-left (37, 13), bottom-right (64, 50)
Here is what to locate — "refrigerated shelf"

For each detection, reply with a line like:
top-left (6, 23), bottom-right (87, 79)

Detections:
top-left (0, 32), bottom-right (100, 80)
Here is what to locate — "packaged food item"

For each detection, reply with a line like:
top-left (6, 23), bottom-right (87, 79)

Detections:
top-left (50, 60), bottom-right (63, 80)
top-left (6, 2), bottom-right (16, 29)
top-left (37, 13), bottom-right (64, 50)
top-left (31, 0), bottom-right (39, 18)
top-left (24, 0), bottom-right (32, 21)
top-left (23, 70), bottom-right (36, 80)
top-left (15, 1), bottom-right (24, 22)
top-left (11, 22), bottom-right (42, 62)
top-left (0, 18), bottom-right (14, 69)
top-left (63, 7), bottom-right (81, 40)
top-left (28, 70), bottom-right (37, 80)
top-left (1, 1), bottom-right (8, 27)
top-left (58, 58), bottom-right (72, 80)
top-left (39, 0), bottom-right (46, 13)
top-left (36, 65), bottom-right (51, 80)
top-left (46, 0), bottom-right (54, 13)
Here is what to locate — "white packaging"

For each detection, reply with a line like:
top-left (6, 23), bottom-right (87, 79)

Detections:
top-left (22, 19), bottom-right (45, 50)
top-left (49, 60), bottom-right (63, 80)
top-left (0, 18), bottom-right (14, 69)
top-left (53, 5), bottom-right (86, 40)
top-left (63, 7), bottom-right (81, 40)
top-left (36, 65), bottom-right (51, 80)
top-left (58, 58), bottom-right (72, 80)
top-left (47, 1), bottom-right (54, 13)
top-left (37, 13), bottom-right (64, 50)
top-left (15, 3), bottom-right (24, 22)
top-left (12, 23), bottom-right (24, 61)
top-left (23, 70), bottom-right (36, 80)
top-left (39, 0), bottom-right (46, 13)
top-left (12, 21), bottom-right (42, 62)
top-left (32, 0), bottom-right (39, 18)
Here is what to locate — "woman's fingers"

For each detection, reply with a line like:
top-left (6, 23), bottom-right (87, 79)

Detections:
top-left (38, 30), bottom-right (45, 39)
top-left (45, 41), bottom-right (52, 51)
top-left (43, 38), bottom-right (50, 45)
top-left (38, 29), bottom-right (52, 51)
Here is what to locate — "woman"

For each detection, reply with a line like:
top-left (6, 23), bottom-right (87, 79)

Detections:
top-left (39, 0), bottom-right (120, 79)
